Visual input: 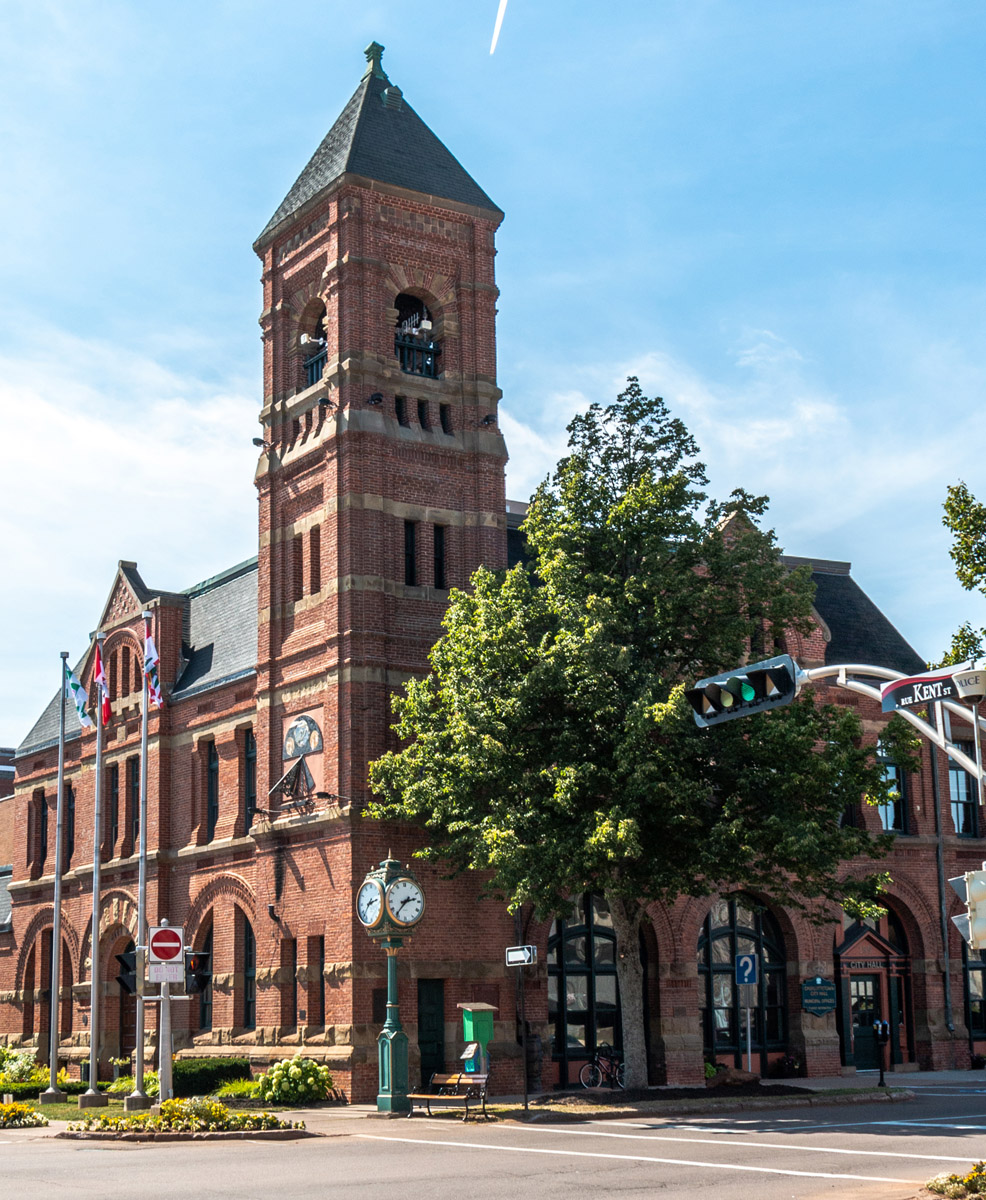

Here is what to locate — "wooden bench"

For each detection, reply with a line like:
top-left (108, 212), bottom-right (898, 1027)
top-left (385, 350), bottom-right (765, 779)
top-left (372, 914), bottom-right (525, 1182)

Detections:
top-left (407, 1072), bottom-right (490, 1120)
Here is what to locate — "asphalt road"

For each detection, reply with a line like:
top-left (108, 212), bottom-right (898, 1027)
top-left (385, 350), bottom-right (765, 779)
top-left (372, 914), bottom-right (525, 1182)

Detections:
top-left (7, 1084), bottom-right (986, 1199)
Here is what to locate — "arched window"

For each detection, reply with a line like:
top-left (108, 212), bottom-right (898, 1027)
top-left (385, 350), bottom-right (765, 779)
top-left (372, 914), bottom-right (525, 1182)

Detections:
top-left (198, 925), bottom-right (214, 1033)
top-left (121, 647), bottom-right (131, 697)
top-left (394, 294), bottom-right (440, 378)
top-left (698, 896), bottom-right (787, 1071)
top-left (547, 894), bottom-right (622, 1086)
top-left (300, 302), bottom-right (327, 388)
top-left (242, 915), bottom-right (256, 1030)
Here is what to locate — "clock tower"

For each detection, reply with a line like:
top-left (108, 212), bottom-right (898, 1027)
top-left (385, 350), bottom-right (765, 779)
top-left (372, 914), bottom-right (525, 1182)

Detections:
top-left (252, 42), bottom-right (507, 818)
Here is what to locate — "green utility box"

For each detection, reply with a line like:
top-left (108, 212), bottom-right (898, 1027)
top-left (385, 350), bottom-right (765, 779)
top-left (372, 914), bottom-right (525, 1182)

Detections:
top-left (457, 1002), bottom-right (497, 1073)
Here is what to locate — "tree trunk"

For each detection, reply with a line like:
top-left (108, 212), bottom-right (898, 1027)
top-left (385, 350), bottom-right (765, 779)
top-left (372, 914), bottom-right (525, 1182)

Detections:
top-left (606, 893), bottom-right (648, 1090)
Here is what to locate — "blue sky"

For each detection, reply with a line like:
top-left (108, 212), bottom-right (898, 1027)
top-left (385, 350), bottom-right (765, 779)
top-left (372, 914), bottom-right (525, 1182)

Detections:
top-left (1, 1), bottom-right (984, 747)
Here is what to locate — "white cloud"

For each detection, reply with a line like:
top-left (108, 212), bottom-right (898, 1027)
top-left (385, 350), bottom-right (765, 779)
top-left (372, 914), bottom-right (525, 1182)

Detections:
top-left (0, 324), bottom-right (257, 746)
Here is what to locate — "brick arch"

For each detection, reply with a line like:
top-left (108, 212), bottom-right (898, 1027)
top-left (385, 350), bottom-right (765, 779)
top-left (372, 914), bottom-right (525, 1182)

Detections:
top-left (186, 872), bottom-right (256, 936)
top-left (79, 889), bottom-right (139, 973)
top-left (644, 898), bottom-right (676, 962)
top-left (673, 891), bottom-right (812, 969)
top-left (384, 269), bottom-right (459, 338)
top-left (294, 294), bottom-right (328, 352)
top-left (877, 874), bottom-right (937, 961)
top-left (101, 628), bottom-right (143, 700)
top-left (14, 906), bottom-right (81, 992)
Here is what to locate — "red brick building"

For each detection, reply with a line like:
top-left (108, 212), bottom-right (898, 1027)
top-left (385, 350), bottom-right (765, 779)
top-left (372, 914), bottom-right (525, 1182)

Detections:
top-left (0, 44), bottom-right (982, 1097)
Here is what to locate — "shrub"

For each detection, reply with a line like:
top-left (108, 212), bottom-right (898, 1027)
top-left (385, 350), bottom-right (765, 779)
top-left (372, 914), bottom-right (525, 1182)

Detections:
top-left (257, 1056), bottom-right (333, 1105)
top-left (107, 1071), bottom-right (159, 1098)
top-left (214, 1078), bottom-right (260, 1100)
top-left (927, 1162), bottom-right (986, 1197)
top-left (0, 1050), bottom-right (44, 1085)
top-left (67, 1097), bottom-right (304, 1134)
top-left (173, 1057), bottom-right (251, 1098)
top-left (0, 1102), bottom-right (48, 1129)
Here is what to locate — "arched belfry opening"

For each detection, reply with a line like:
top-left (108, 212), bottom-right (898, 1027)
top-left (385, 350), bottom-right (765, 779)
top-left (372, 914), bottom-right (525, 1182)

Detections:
top-left (394, 293), bottom-right (440, 379)
top-left (300, 301), bottom-right (327, 389)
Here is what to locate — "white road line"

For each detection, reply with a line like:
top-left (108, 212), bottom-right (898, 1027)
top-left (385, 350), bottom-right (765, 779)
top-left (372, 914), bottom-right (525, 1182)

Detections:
top-left (520, 1124), bottom-right (969, 1162)
top-left (693, 1113), bottom-right (986, 1132)
top-left (356, 1133), bottom-right (920, 1184)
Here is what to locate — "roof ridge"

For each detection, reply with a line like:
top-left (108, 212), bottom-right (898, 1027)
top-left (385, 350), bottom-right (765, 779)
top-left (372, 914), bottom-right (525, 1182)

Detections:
top-left (182, 556), bottom-right (259, 599)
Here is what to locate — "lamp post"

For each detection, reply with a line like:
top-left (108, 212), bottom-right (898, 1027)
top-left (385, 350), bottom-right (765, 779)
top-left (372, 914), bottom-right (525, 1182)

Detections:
top-left (356, 856), bottom-right (425, 1114)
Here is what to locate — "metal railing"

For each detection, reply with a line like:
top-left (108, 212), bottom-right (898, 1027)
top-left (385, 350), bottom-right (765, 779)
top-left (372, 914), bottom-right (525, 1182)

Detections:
top-left (395, 335), bottom-right (441, 378)
top-left (304, 349), bottom-right (327, 388)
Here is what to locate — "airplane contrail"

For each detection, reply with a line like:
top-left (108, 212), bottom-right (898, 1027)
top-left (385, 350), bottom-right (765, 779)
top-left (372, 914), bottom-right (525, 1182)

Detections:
top-left (490, 0), bottom-right (508, 54)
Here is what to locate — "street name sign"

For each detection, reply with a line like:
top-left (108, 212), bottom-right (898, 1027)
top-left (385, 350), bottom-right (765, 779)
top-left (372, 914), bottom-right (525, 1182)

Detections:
top-left (880, 663), bottom-right (975, 713)
top-left (505, 945), bottom-right (537, 967)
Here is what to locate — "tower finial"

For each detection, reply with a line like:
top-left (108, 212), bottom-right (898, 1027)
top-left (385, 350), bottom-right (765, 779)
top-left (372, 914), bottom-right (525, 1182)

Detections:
top-left (363, 41), bottom-right (388, 81)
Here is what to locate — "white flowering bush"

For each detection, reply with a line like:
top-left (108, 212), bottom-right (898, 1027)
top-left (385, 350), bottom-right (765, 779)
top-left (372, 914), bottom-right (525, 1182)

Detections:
top-left (257, 1056), bottom-right (332, 1104)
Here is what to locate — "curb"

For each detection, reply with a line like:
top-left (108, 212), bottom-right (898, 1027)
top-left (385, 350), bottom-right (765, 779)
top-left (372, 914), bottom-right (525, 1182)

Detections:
top-left (513, 1088), bottom-right (916, 1123)
top-left (54, 1127), bottom-right (318, 1142)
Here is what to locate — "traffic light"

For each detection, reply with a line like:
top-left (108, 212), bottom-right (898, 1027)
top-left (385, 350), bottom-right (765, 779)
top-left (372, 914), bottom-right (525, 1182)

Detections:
top-left (685, 653), bottom-right (799, 728)
top-left (115, 949), bottom-right (137, 995)
top-left (949, 869), bottom-right (986, 948)
top-left (184, 949), bottom-right (212, 995)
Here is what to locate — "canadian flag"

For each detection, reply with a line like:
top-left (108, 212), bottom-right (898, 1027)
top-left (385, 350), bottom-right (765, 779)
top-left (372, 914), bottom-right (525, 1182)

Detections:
top-left (93, 643), bottom-right (111, 726)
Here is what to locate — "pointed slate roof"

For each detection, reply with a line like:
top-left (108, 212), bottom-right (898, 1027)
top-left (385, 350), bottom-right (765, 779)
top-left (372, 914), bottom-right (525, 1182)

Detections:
top-left (256, 42), bottom-right (501, 248)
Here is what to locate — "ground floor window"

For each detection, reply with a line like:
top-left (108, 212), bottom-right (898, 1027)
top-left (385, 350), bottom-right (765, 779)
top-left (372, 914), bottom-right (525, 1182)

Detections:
top-left (698, 895), bottom-right (787, 1070)
top-left (548, 894), bottom-right (621, 1086)
top-left (965, 944), bottom-right (986, 1043)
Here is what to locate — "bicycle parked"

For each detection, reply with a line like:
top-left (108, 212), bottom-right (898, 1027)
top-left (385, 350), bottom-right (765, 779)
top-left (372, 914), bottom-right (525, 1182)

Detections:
top-left (579, 1044), bottom-right (626, 1089)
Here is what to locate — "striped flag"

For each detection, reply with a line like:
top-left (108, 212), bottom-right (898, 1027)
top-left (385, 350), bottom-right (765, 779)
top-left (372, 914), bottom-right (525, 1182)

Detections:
top-left (144, 622), bottom-right (163, 708)
top-left (93, 642), bottom-right (111, 726)
top-left (64, 663), bottom-right (93, 729)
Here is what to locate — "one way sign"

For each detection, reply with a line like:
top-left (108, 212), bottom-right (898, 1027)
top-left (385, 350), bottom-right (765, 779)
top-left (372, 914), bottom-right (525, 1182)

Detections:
top-left (505, 945), bottom-right (537, 967)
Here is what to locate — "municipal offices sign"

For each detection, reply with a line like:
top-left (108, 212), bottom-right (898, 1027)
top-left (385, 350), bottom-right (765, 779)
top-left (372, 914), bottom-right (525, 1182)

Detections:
top-left (880, 663), bottom-right (974, 713)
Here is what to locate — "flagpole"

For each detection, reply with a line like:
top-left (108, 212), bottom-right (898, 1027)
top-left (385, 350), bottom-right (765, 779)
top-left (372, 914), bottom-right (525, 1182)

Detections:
top-left (81, 633), bottom-right (108, 1107)
top-left (127, 611), bottom-right (153, 1110)
top-left (40, 653), bottom-right (69, 1103)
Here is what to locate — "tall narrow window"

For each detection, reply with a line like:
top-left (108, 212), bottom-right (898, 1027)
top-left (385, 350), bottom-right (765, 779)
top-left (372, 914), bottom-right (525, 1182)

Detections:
top-left (242, 917), bottom-right (256, 1030)
top-left (134, 653), bottom-right (142, 695)
top-left (282, 938), bottom-right (298, 1028)
top-left (244, 729), bottom-right (257, 828)
top-left (292, 534), bottom-right (304, 603)
top-left (107, 763), bottom-right (119, 854)
top-left (434, 525), bottom-right (447, 590)
top-left (404, 521), bottom-right (417, 587)
top-left (38, 791), bottom-right (48, 870)
top-left (121, 647), bottom-right (131, 697)
top-left (198, 925), bottom-right (214, 1032)
top-left (309, 525), bottom-right (321, 594)
top-left (109, 651), bottom-right (119, 701)
top-left (877, 738), bottom-right (907, 833)
top-left (950, 743), bottom-right (978, 837)
top-left (417, 399), bottom-right (430, 429)
top-left (308, 935), bottom-right (326, 1027)
top-left (440, 403), bottom-right (453, 435)
top-left (127, 756), bottom-right (140, 849)
top-left (395, 395), bottom-right (409, 426)
top-left (206, 742), bottom-right (219, 842)
top-left (64, 784), bottom-right (75, 869)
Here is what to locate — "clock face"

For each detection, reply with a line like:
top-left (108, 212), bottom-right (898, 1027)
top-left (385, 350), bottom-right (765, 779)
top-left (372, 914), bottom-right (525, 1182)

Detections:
top-left (357, 880), bottom-right (384, 928)
top-left (385, 878), bottom-right (425, 926)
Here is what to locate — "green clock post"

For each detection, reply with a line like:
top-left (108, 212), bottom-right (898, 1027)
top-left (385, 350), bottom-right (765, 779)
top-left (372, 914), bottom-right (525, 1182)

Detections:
top-left (357, 856), bottom-right (426, 1114)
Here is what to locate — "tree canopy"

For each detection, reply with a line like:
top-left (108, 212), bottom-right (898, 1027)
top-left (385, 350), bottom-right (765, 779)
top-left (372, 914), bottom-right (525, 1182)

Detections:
top-left (368, 380), bottom-right (901, 1086)
top-left (939, 481), bottom-right (986, 665)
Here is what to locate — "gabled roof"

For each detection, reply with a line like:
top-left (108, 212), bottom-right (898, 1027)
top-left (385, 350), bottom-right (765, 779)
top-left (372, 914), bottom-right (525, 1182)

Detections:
top-left (781, 557), bottom-right (925, 676)
top-left (171, 558), bottom-right (258, 700)
top-left (256, 43), bottom-right (501, 248)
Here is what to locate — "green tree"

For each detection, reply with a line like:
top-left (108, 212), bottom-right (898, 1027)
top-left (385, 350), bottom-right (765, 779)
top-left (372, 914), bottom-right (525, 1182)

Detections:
top-left (939, 481), bottom-right (986, 665)
top-left (369, 379), bottom-right (899, 1088)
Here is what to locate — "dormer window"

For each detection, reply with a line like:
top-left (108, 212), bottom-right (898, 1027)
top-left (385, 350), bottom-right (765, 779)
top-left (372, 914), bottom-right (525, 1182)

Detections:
top-left (300, 303), bottom-right (327, 388)
top-left (394, 294), bottom-right (440, 379)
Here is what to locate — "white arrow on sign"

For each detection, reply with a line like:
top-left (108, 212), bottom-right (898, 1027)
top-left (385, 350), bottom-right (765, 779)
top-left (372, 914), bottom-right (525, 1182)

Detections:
top-left (148, 926), bottom-right (184, 964)
top-left (505, 945), bottom-right (537, 967)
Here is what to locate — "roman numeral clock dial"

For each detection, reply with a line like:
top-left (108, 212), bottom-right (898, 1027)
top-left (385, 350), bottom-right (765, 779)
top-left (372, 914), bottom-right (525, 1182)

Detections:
top-left (385, 878), bottom-right (425, 928)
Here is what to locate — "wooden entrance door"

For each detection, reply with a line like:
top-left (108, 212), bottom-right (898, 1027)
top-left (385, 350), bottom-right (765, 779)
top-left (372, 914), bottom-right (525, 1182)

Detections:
top-left (850, 975), bottom-right (881, 1069)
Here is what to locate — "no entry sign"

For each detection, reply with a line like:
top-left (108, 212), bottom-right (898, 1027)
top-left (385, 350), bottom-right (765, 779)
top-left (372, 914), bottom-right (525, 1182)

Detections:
top-left (148, 926), bottom-right (184, 963)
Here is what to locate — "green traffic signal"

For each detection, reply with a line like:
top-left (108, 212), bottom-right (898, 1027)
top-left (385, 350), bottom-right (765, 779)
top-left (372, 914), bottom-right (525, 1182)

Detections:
top-left (685, 654), bottom-right (799, 727)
